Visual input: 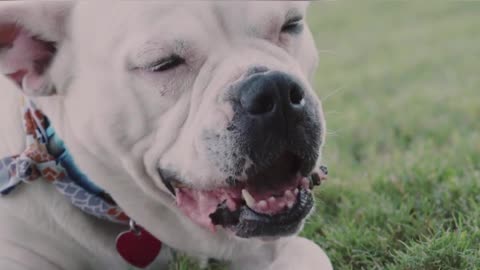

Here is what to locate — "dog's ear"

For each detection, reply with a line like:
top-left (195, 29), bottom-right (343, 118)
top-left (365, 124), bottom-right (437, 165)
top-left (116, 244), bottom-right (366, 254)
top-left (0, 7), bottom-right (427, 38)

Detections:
top-left (0, 2), bottom-right (73, 96)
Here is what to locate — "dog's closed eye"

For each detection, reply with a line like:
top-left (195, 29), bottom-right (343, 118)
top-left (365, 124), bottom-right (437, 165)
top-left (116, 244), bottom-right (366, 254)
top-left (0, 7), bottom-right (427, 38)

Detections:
top-left (145, 54), bottom-right (185, 72)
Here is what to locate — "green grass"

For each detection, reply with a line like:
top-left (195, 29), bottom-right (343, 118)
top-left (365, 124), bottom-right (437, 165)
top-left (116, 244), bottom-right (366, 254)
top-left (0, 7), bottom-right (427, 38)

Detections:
top-left (171, 1), bottom-right (480, 269)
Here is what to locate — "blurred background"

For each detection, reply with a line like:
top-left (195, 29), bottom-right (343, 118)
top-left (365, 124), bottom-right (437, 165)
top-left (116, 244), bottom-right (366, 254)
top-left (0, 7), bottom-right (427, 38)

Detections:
top-left (305, 1), bottom-right (480, 269)
top-left (174, 1), bottom-right (480, 269)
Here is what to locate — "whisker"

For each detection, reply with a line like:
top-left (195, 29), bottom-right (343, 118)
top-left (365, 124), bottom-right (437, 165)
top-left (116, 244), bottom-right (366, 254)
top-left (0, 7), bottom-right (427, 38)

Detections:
top-left (321, 86), bottom-right (347, 101)
top-left (317, 49), bottom-right (339, 56)
top-left (326, 127), bottom-right (350, 137)
top-left (324, 110), bottom-right (344, 115)
top-left (326, 133), bottom-right (340, 139)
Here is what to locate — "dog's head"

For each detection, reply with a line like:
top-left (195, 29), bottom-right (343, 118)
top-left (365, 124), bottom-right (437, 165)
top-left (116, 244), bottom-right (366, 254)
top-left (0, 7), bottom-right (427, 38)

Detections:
top-left (0, 2), bottom-right (325, 239)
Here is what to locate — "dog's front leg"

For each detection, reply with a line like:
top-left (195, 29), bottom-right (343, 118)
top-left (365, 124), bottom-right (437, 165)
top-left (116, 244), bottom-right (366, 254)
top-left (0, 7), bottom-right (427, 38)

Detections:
top-left (267, 237), bottom-right (332, 270)
top-left (0, 242), bottom-right (63, 270)
top-left (231, 237), bottom-right (332, 270)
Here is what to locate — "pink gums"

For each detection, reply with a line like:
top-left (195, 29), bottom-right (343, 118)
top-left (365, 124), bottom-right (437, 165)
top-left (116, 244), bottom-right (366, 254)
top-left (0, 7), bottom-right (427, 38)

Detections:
top-left (176, 187), bottom-right (242, 231)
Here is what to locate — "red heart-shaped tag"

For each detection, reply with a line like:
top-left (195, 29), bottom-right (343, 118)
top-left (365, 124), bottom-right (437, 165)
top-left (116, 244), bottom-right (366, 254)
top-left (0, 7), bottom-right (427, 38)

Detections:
top-left (116, 226), bottom-right (162, 269)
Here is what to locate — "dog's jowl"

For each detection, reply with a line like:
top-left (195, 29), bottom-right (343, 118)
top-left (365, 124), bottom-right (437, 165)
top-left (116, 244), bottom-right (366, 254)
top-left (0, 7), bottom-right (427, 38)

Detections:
top-left (0, 2), bottom-right (332, 270)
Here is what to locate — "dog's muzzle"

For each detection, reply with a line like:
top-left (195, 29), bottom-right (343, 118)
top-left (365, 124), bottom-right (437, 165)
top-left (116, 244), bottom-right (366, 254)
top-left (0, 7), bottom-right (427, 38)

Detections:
top-left (160, 68), bottom-right (325, 238)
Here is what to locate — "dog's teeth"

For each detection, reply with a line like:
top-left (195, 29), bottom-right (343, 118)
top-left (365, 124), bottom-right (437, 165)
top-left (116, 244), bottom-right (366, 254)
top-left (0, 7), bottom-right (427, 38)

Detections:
top-left (268, 197), bottom-right (276, 204)
top-left (294, 188), bottom-right (299, 195)
top-left (285, 190), bottom-right (294, 199)
top-left (301, 177), bottom-right (310, 189)
top-left (242, 189), bottom-right (256, 208)
top-left (257, 200), bottom-right (267, 209)
top-left (287, 201), bottom-right (294, 209)
top-left (278, 202), bottom-right (286, 209)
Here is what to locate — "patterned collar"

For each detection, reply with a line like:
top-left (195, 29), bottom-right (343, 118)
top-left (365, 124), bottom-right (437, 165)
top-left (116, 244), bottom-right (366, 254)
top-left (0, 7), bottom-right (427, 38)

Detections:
top-left (0, 98), bottom-right (130, 223)
top-left (0, 97), bottom-right (164, 268)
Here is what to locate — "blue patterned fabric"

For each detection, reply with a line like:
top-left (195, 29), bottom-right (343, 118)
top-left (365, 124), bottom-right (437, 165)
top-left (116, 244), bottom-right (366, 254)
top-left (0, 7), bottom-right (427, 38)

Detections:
top-left (0, 98), bottom-right (129, 224)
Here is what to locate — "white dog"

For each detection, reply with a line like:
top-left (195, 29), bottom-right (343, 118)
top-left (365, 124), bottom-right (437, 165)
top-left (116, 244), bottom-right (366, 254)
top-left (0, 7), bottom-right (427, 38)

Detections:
top-left (0, 2), bottom-right (332, 270)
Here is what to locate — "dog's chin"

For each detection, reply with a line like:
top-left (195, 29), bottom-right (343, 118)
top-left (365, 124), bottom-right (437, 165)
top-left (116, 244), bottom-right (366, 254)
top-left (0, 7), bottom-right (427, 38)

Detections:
top-left (158, 153), bottom-right (327, 239)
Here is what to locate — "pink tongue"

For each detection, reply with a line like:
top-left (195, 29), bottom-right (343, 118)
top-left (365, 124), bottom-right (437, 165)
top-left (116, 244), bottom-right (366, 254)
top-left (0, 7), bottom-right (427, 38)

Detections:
top-left (176, 188), bottom-right (238, 231)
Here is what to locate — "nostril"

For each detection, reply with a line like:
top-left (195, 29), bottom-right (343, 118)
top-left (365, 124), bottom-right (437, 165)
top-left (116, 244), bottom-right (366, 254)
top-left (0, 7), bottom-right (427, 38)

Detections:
top-left (239, 71), bottom-right (306, 116)
top-left (289, 85), bottom-right (304, 106)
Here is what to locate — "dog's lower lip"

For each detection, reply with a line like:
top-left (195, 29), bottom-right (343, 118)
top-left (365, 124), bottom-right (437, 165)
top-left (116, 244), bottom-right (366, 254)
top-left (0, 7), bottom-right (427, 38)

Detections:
top-left (208, 185), bottom-right (315, 236)
top-left (234, 188), bottom-right (314, 238)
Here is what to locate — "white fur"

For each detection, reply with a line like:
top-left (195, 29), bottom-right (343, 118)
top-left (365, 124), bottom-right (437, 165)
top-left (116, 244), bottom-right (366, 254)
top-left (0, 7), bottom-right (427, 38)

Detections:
top-left (0, 2), bottom-right (331, 269)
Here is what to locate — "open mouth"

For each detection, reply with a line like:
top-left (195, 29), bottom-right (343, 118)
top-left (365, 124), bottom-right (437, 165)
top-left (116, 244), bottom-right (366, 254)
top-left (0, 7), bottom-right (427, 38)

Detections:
top-left (159, 152), bottom-right (327, 238)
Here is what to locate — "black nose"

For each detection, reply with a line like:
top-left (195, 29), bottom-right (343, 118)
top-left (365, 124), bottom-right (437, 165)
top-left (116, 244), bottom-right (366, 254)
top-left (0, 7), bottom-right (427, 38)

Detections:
top-left (240, 71), bottom-right (305, 116)
top-left (223, 69), bottom-right (322, 176)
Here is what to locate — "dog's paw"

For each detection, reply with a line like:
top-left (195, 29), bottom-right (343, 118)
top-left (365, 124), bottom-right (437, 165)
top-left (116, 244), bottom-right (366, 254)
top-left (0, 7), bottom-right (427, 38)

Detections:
top-left (266, 237), bottom-right (333, 270)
